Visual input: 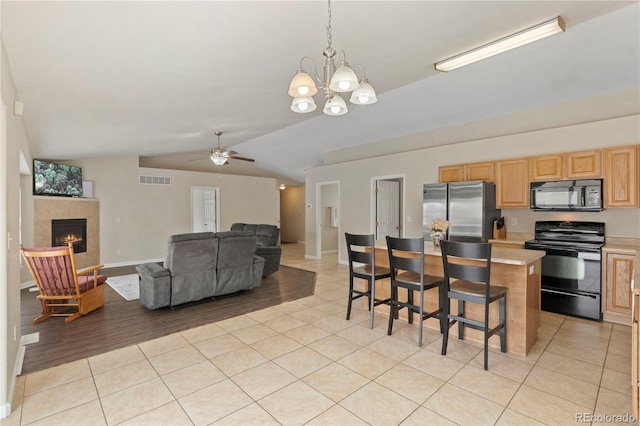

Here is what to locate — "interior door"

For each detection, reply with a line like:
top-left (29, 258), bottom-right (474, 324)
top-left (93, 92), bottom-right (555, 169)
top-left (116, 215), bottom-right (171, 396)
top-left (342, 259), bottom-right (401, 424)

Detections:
top-left (377, 180), bottom-right (400, 239)
top-left (192, 187), bottom-right (217, 233)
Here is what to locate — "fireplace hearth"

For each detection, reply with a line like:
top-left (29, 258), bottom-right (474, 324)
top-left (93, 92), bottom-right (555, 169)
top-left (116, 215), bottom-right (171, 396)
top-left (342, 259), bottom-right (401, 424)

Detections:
top-left (52, 219), bottom-right (87, 253)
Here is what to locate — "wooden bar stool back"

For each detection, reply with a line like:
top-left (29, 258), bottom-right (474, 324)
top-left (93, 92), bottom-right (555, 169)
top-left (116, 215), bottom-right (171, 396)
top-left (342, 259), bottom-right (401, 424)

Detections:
top-left (440, 240), bottom-right (507, 370)
top-left (386, 236), bottom-right (444, 347)
top-left (345, 233), bottom-right (391, 329)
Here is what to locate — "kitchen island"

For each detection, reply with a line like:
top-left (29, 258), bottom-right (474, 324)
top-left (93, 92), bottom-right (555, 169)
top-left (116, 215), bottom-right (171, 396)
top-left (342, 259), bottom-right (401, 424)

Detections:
top-left (373, 243), bottom-right (545, 356)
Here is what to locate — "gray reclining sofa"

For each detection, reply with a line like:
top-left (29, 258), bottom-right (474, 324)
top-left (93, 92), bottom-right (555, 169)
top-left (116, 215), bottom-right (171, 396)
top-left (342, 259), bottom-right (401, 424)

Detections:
top-left (136, 231), bottom-right (264, 309)
top-left (230, 223), bottom-right (282, 276)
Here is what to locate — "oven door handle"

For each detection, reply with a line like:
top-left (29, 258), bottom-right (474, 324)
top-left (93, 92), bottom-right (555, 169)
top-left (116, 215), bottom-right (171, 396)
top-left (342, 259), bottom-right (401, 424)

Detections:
top-left (541, 288), bottom-right (599, 299)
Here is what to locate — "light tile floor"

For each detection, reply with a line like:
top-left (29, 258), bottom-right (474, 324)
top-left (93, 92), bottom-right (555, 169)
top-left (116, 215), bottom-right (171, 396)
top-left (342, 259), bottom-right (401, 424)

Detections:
top-left (5, 243), bottom-right (635, 425)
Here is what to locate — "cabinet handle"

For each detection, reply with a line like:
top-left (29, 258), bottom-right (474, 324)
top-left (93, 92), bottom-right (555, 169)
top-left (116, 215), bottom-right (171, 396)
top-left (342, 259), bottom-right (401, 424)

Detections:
top-left (634, 291), bottom-right (640, 323)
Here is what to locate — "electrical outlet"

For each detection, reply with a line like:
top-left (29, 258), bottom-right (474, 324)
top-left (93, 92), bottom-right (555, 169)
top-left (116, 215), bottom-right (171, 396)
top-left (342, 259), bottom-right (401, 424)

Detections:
top-left (511, 218), bottom-right (517, 226)
top-left (116, 249), bottom-right (121, 256)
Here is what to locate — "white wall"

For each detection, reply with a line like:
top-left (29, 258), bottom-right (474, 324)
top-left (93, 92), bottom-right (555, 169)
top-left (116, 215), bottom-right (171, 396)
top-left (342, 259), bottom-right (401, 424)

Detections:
top-left (305, 115), bottom-right (640, 261)
top-left (21, 156), bottom-right (280, 267)
top-left (320, 183), bottom-right (339, 252)
top-left (1, 39), bottom-right (31, 418)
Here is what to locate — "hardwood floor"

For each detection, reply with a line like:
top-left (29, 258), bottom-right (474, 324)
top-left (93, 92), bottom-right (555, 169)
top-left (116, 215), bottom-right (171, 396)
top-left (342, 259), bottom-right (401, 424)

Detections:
top-left (20, 265), bottom-right (316, 375)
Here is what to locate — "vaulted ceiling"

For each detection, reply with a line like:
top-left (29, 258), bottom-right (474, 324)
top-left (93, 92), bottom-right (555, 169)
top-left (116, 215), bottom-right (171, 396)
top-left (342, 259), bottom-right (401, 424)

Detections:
top-left (2, 1), bottom-right (639, 185)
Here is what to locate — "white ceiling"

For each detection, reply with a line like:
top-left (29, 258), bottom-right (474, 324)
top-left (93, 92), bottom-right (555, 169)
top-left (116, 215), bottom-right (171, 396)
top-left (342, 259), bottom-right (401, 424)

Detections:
top-left (2, 1), bottom-right (639, 185)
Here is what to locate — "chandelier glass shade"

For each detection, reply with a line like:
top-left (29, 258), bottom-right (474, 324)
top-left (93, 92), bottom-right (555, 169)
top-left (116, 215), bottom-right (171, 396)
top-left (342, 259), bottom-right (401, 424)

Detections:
top-left (288, 0), bottom-right (376, 116)
top-left (291, 96), bottom-right (317, 113)
top-left (322, 94), bottom-right (348, 116)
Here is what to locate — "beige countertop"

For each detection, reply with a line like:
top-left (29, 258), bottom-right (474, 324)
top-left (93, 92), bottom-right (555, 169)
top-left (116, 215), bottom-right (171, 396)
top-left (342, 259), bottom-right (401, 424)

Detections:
top-left (375, 241), bottom-right (545, 266)
top-left (489, 239), bottom-right (526, 246)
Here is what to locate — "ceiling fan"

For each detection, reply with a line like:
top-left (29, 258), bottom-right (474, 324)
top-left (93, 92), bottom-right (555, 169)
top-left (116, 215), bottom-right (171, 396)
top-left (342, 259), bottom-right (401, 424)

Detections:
top-left (206, 131), bottom-right (255, 166)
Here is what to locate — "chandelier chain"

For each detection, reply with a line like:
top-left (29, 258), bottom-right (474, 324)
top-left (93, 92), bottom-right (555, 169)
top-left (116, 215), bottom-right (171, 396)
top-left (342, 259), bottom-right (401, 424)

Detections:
top-left (326, 0), bottom-right (332, 48)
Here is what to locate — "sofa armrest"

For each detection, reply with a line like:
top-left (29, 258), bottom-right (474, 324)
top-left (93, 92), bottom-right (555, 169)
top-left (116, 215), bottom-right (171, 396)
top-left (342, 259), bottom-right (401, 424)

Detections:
top-left (136, 263), bottom-right (171, 309)
top-left (255, 246), bottom-right (282, 256)
top-left (136, 262), bottom-right (170, 278)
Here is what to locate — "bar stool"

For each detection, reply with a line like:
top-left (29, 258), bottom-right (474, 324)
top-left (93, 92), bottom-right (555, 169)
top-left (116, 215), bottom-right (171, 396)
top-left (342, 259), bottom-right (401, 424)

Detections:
top-left (386, 236), bottom-right (444, 347)
top-left (345, 233), bottom-right (391, 329)
top-left (440, 240), bottom-right (507, 370)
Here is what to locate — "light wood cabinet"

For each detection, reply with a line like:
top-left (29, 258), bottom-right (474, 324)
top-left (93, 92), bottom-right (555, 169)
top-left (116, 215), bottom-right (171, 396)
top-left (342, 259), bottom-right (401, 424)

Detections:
top-left (496, 159), bottom-right (529, 208)
top-left (603, 249), bottom-right (636, 325)
top-left (438, 161), bottom-right (494, 183)
top-left (438, 165), bottom-right (465, 183)
top-left (563, 150), bottom-right (602, 178)
top-left (604, 145), bottom-right (639, 207)
top-left (466, 162), bottom-right (495, 182)
top-left (530, 155), bottom-right (562, 181)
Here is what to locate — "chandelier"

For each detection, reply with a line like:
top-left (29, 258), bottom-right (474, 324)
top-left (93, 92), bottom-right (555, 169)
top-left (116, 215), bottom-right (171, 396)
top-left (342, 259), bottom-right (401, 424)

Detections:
top-left (287, 0), bottom-right (377, 116)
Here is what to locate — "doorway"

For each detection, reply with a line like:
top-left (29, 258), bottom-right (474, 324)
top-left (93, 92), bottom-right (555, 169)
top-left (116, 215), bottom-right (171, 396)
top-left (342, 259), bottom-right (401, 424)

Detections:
top-left (372, 176), bottom-right (404, 240)
top-left (316, 181), bottom-right (340, 260)
top-left (191, 187), bottom-right (220, 233)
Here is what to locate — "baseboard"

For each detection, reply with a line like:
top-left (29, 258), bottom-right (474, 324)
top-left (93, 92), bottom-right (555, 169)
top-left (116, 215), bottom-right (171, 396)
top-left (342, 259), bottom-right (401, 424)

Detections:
top-left (304, 255), bottom-right (320, 260)
top-left (0, 401), bottom-right (10, 419)
top-left (103, 258), bottom-right (163, 269)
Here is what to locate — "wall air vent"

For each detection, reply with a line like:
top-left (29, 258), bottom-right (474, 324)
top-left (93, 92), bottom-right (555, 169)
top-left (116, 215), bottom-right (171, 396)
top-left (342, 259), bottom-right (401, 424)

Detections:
top-left (139, 176), bottom-right (171, 185)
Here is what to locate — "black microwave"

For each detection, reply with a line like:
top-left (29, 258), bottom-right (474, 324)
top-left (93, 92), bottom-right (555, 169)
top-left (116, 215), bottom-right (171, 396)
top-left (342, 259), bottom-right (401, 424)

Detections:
top-left (530, 179), bottom-right (604, 211)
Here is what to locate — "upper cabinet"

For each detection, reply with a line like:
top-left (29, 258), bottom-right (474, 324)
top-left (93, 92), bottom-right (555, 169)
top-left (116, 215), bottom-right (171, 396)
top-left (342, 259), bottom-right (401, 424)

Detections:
top-left (437, 144), bottom-right (637, 209)
top-left (530, 155), bottom-right (563, 181)
top-left (467, 162), bottom-right (495, 182)
top-left (564, 150), bottom-right (602, 179)
top-left (496, 158), bottom-right (529, 208)
top-left (604, 145), bottom-right (639, 208)
top-left (438, 165), bottom-right (465, 183)
top-left (439, 161), bottom-right (494, 183)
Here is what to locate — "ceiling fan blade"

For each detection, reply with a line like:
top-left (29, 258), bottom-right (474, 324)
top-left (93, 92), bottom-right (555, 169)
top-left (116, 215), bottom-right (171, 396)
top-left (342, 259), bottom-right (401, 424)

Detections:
top-left (229, 155), bottom-right (255, 162)
top-left (189, 155), bottom-right (209, 162)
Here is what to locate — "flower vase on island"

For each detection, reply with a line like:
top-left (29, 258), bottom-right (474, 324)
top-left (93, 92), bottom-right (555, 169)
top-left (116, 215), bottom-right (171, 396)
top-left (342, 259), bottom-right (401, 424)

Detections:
top-left (427, 218), bottom-right (450, 248)
top-left (431, 232), bottom-right (444, 247)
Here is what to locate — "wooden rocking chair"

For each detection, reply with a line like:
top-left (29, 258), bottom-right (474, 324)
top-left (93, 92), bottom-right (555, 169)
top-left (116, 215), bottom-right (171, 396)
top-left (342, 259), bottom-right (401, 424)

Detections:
top-left (20, 243), bottom-right (107, 323)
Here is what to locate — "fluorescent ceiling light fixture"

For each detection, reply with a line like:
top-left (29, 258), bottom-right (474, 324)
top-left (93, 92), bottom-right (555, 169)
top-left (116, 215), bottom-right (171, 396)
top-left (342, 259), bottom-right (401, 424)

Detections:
top-left (435, 16), bottom-right (565, 72)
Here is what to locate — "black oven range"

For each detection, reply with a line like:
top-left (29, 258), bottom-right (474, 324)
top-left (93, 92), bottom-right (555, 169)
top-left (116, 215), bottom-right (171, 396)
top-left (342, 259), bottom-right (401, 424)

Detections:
top-left (524, 221), bottom-right (605, 321)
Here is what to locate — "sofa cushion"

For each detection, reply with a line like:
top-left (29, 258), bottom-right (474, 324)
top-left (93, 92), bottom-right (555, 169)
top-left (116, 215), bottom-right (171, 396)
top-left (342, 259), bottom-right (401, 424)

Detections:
top-left (230, 223), bottom-right (280, 247)
top-left (216, 232), bottom-right (259, 294)
top-left (165, 232), bottom-right (218, 306)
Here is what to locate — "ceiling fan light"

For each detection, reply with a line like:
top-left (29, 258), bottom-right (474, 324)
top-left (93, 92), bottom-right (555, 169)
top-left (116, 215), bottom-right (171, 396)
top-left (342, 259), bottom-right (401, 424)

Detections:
top-left (323, 95), bottom-right (348, 116)
top-left (350, 80), bottom-right (377, 105)
top-left (288, 70), bottom-right (318, 97)
top-left (291, 96), bottom-right (317, 113)
top-left (210, 154), bottom-right (227, 166)
top-left (329, 64), bottom-right (359, 92)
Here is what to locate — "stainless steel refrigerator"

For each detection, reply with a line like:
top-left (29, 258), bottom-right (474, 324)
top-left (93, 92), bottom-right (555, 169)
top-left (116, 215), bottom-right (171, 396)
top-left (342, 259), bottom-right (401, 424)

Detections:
top-left (422, 181), bottom-right (501, 242)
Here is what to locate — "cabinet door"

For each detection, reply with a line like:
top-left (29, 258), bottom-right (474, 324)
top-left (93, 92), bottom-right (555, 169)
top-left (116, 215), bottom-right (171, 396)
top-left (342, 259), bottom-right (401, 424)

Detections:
top-left (530, 155), bottom-right (562, 181)
top-left (605, 252), bottom-right (635, 319)
top-left (496, 159), bottom-right (529, 208)
top-left (466, 161), bottom-right (495, 182)
top-left (564, 150), bottom-right (602, 178)
top-left (605, 145), bottom-right (639, 207)
top-left (439, 165), bottom-right (465, 183)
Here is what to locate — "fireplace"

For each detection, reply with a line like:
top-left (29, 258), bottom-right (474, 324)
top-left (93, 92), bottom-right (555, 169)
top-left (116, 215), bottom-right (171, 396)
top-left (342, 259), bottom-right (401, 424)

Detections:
top-left (51, 219), bottom-right (87, 253)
